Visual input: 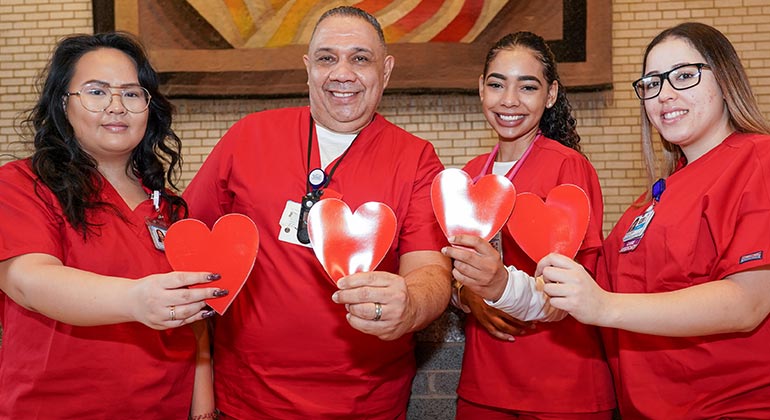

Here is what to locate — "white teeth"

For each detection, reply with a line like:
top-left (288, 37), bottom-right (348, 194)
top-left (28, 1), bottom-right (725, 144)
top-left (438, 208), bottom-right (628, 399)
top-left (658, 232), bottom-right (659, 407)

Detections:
top-left (332, 92), bottom-right (354, 98)
top-left (498, 114), bottom-right (523, 121)
top-left (663, 110), bottom-right (687, 120)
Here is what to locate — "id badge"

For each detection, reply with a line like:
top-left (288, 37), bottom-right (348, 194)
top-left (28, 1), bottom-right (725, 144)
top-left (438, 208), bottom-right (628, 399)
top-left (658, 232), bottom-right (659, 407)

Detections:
top-left (278, 200), bottom-right (312, 248)
top-left (146, 217), bottom-right (168, 251)
top-left (620, 205), bottom-right (654, 253)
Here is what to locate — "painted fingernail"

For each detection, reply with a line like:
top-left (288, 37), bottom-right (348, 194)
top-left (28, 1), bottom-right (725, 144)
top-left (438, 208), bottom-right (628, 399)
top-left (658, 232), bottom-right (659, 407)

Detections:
top-left (202, 310), bottom-right (216, 319)
top-left (213, 289), bottom-right (229, 297)
top-left (207, 273), bottom-right (221, 281)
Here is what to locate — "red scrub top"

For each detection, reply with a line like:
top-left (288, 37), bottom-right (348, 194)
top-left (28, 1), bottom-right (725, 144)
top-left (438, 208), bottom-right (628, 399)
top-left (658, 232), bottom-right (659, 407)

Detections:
top-left (602, 132), bottom-right (770, 418)
top-left (456, 137), bottom-right (616, 413)
top-left (0, 160), bottom-right (196, 419)
top-left (184, 106), bottom-right (447, 419)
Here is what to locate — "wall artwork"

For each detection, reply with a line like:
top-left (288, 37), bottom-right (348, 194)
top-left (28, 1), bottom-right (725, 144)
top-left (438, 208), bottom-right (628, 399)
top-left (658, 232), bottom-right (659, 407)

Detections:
top-left (94, 1), bottom-right (612, 98)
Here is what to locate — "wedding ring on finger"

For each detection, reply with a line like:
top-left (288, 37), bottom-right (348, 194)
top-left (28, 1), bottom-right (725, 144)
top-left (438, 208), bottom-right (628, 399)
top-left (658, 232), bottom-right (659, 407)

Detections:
top-left (373, 302), bottom-right (382, 321)
top-left (169, 305), bottom-right (176, 322)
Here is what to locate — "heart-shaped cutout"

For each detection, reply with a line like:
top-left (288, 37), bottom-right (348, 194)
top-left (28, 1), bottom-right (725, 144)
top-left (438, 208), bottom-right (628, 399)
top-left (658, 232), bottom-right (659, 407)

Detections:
top-left (164, 213), bottom-right (259, 315)
top-left (307, 199), bottom-right (397, 284)
top-left (507, 184), bottom-right (590, 262)
top-left (431, 168), bottom-right (516, 241)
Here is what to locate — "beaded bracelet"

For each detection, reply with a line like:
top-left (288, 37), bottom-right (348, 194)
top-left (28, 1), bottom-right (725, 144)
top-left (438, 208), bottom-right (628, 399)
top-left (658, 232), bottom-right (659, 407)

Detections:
top-left (189, 408), bottom-right (220, 420)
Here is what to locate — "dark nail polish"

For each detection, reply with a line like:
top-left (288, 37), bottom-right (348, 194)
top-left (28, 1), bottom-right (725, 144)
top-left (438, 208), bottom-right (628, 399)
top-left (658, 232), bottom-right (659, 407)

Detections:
top-left (213, 289), bottom-right (229, 297)
top-left (202, 310), bottom-right (216, 319)
top-left (206, 273), bottom-right (221, 281)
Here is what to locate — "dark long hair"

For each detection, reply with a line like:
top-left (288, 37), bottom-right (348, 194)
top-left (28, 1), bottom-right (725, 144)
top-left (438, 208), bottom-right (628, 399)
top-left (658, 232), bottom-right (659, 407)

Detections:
top-left (483, 32), bottom-right (581, 151)
top-left (23, 32), bottom-right (187, 236)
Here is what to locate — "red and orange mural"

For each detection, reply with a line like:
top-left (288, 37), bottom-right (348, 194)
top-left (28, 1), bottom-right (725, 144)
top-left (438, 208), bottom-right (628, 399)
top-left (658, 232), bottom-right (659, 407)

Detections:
top-left (98, 1), bottom-right (611, 97)
top-left (182, 0), bottom-right (509, 47)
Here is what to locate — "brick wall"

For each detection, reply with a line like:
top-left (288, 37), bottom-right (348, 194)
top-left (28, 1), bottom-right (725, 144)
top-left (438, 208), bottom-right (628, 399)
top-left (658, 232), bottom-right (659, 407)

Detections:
top-left (6, 1), bottom-right (770, 232)
top-left (2, 1), bottom-right (770, 418)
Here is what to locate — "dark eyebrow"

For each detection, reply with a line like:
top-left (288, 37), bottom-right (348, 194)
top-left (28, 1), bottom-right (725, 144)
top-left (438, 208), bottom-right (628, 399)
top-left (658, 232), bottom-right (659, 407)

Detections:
top-left (486, 72), bottom-right (506, 81)
top-left (485, 73), bottom-right (543, 85)
top-left (643, 62), bottom-right (691, 77)
top-left (314, 46), bottom-right (374, 55)
top-left (80, 80), bottom-right (141, 88)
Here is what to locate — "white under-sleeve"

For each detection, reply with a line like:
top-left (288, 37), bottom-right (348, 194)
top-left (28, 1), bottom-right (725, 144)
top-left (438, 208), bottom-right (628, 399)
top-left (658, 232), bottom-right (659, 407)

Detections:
top-left (484, 266), bottom-right (567, 322)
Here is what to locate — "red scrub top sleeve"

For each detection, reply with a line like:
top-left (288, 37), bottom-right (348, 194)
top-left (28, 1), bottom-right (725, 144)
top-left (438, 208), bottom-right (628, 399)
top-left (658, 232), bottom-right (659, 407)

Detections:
top-left (184, 120), bottom-right (244, 225)
top-left (396, 143), bottom-right (448, 255)
top-left (713, 160), bottom-right (770, 279)
top-left (0, 161), bottom-right (63, 262)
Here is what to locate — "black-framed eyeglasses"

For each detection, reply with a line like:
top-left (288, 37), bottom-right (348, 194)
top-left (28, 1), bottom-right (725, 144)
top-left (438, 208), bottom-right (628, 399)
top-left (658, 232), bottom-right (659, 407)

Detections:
top-left (65, 83), bottom-right (151, 113)
top-left (632, 63), bottom-right (712, 100)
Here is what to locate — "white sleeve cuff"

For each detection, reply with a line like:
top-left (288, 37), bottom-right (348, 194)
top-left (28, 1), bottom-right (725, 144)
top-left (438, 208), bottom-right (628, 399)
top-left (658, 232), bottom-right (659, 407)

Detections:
top-left (484, 266), bottom-right (566, 322)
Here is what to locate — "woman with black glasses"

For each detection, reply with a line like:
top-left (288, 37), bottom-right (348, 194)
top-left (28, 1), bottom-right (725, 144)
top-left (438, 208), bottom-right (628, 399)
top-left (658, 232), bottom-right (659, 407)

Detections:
top-left (536, 22), bottom-right (770, 418)
top-left (0, 32), bottom-right (224, 418)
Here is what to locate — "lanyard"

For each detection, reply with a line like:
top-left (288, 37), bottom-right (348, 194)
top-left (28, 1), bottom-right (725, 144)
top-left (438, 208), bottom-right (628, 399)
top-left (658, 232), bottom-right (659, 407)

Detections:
top-left (651, 178), bottom-right (666, 205)
top-left (473, 132), bottom-right (541, 182)
top-left (305, 115), bottom-right (361, 194)
top-left (296, 115), bottom-right (363, 245)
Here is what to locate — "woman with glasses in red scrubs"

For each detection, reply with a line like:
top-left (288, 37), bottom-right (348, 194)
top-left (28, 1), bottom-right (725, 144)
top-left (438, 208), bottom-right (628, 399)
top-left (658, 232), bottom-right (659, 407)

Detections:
top-left (0, 32), bottom-right (224, 419)
top-left (538, 22), bottom-right (770, 419)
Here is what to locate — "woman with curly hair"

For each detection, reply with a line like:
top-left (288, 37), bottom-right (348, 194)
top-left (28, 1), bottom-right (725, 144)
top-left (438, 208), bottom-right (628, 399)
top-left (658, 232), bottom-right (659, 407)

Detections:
top-left (0, 32), bottom-right (224, 418)
top-left (442, 32), bottom-right (615, 418)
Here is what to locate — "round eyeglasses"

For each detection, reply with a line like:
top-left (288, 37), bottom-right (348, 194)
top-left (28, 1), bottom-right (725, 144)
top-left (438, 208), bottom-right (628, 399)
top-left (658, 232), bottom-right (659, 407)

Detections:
top-left (632, 63), bottom-right (712, 100)
top-left (65, 84), bottom-right (151, 113)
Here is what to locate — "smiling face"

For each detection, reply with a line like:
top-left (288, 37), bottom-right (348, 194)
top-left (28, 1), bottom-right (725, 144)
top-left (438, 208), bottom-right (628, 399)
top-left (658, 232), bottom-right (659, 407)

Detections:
top-left (643, 37), bottom-right (733, 161)
top-left (303, 15), bottom-right (394, 134)
top-left (479, 47), bottom-right (557, 145)
top-left (65, 47), bottom-right (149, 166)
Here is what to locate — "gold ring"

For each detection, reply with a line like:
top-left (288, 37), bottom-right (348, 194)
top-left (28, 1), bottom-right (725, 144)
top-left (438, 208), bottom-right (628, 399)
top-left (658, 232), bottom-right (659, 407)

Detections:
top-left (373, 302), bottom-right (382, 321)
top-left (169, 306), bottom-right (176, 321)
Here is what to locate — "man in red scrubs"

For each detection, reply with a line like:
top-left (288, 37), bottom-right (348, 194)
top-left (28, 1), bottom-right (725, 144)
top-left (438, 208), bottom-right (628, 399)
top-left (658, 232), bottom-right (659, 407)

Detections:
top-left (184, 6), bottom-right (452, 419)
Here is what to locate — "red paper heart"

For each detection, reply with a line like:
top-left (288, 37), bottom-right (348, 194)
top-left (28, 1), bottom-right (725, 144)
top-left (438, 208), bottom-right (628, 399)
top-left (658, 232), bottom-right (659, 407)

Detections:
top-left (307, 199), bottom-right (397, 284)
top-left (431, 168), bottom-right (516, 241)
top-left (507, 184), bottom-right (590, 262)
top-left (164, 213), bottom-right (259, 315)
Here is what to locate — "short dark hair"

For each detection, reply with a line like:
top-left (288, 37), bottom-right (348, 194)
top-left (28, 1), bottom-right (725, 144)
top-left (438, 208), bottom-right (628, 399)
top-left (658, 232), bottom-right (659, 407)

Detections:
top-left (24, 31), bottom-right (186, 235)
top-left (312, 6), bottom-right (386, 47)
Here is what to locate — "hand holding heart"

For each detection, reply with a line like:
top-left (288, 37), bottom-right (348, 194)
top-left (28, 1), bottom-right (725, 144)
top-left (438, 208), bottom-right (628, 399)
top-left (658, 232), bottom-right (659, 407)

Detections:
top-left (332, 271), bottom-right (415, 341)
top-left (127, 271), bottom-right (224, 329)
top-left (164, 214), bottom-right (260, 315)
top-left (442, 235), bottom-right (509, 302)
top-left (432, 169), bottom-right (590, 302)
top-left (535, 253), bottom-right (610, 326)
